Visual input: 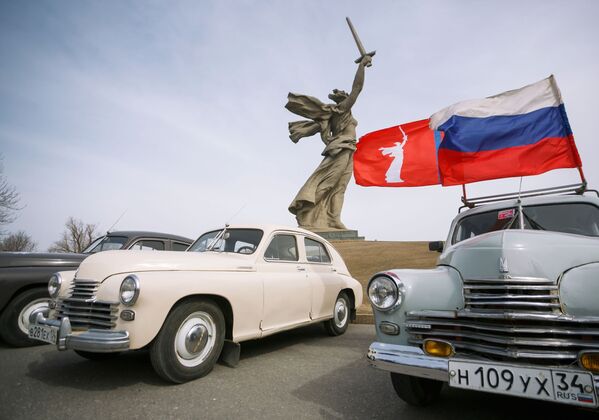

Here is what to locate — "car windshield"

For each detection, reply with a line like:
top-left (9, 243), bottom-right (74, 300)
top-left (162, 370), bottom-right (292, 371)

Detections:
top-left (453, 202), bottom-right (599, 244)
top-left (188, 228), bottom-right (264, 254)
top-left (83, 235), bottom-right (129, 253)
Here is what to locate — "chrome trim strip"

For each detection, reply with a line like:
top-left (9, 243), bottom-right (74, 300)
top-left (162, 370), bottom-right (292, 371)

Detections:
top-left (405, 319), bottom-right (599, 335)
top-left (408, 309), bottom-right (599, 322)
top-left (465, 277), bottom-right (552, 284)
top-left (463, 285), bottom-right (557, 290)
top-left (465, 301), bottom-right (560, 308)
top-left (465, 294), bottom-right (557, 300)
top-left (410, 329), bottom-right (599, 349)
top-left (409, 338), bottom-right (579, 360)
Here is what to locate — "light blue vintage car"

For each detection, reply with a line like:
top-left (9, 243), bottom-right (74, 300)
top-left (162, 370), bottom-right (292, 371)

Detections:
top-left (367, 185), bottom-right (599, 409)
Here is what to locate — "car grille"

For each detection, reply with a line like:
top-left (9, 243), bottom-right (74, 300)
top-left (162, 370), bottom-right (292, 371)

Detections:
top-left (406, 276), bottom-right (599, 365)
top-left (56, 279), bottom-right (118, 330)
top-left (464, 277), bottom-right (559, 313)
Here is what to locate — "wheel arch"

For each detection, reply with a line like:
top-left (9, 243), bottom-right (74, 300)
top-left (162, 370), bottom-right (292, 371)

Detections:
top-left (341, 287), bottom-right (356, 321)
top-left (170, 294), bottom-right (234, 340)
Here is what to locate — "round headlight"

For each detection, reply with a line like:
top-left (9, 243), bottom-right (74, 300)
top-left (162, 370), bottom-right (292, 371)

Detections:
top-left (48, 273), bottom-right (62, 298)
top-left (368, 275), bottom-right (403, 311)
top-left (120, 275), bottom-right (140, 306)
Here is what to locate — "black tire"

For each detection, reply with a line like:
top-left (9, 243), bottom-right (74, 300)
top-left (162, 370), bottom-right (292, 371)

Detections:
top-left (150, 299), bottom-right (225, 383)
top-left (74, 350), bottom-right (121, 361)
top-left (390, 372), bottom-right (443, 406)
top-left (0, 288), bottom-right (51, 347)
top-left (323, 292), bottom-right (350, 336)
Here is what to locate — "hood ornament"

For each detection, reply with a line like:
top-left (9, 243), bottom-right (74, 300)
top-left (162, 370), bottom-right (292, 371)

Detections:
top-left (499, 257), bottom-right (510, 279)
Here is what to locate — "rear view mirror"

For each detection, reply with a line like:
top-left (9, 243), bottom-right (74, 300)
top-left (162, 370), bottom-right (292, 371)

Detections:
top-left (428, 241), bottom-right (444, 253)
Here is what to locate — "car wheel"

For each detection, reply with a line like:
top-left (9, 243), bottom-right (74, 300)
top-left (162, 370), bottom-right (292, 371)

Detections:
top-left (0, 288), bottom-right (51, 347)
top-left (74, 350), bottom-right (121, 361)
top-left (390, 372), bottom-right (443, 406)
top-left (324, 292), bottom-right (350, 336)
top-left (150, 299), bottom-right (225, 383)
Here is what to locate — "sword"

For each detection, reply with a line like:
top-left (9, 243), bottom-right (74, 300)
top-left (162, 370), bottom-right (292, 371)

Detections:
top-left (346, 17), bottom-right (375, 67)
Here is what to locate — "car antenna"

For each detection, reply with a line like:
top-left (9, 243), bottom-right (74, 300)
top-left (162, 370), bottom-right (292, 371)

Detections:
top-left (226, 203), bottom-right (247, 225)
top-left (517, 177), bottom-right (524, 230)
top-left (106, 209), bottom-right (128, 234)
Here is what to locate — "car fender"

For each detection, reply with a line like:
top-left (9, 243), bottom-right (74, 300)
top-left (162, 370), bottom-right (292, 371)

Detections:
top-left (96, 270), bottom-right (264, 349)
top-left (370, 265), bottom-right (464, 346)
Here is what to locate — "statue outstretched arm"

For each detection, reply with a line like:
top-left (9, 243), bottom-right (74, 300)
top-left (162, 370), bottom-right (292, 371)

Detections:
top-left (337, 55), bottom-right (372, 113)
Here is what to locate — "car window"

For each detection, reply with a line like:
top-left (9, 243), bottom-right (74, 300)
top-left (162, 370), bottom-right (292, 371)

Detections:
top-left (304, 238), bottom-right (331, 263)
top-left (453, 202), bottom-right (599, 244)
top-left (172, 242), bottom-right (189, 251)
top-left (264, 234), bottom-right (298, 261)
top-left (84, 235), bottom-right (128, 253)
top-left (129, 240), bottom-right (165, 251)
top-left (189, 228), bottom-right (263, 254)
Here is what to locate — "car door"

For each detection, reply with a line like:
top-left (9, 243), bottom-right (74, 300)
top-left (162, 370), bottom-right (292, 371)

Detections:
top-left (259, 233), bottom-right (311, 332)
top-left (303, 237), bottom-right (343, 320)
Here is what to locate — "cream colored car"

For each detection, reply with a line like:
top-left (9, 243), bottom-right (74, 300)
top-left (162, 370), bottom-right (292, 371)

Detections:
top-left (29, 225), bottom-right (363, 383)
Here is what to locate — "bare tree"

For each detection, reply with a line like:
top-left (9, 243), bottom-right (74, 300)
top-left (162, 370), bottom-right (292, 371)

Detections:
top-left (0, 157), bottom-right (21, 231)
top-left (0, 231), bottom-right (37, 252)
top-left (49, 217), bottom-right (99, 253)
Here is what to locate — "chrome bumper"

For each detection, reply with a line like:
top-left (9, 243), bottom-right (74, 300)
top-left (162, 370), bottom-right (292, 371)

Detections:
top-left (367, 342), bottom-right (449, 381)
top-left (33, 313), bottom-right (130, 353)
top-left (367, 342), bottom-right (599, 394)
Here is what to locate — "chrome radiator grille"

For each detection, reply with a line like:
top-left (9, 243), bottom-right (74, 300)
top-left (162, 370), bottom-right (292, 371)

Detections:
top-left (56, 279), bottom-right (118, 330)
top-left (407, 276), bottom-right (598, 365)
top-left (464, 277), bottom-right (559, 313)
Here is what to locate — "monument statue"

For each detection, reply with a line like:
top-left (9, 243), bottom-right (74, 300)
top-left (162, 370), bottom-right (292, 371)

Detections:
top-left (285, 18), bottom-right (374, 231)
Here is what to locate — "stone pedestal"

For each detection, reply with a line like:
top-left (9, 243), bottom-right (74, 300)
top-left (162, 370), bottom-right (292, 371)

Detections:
top-left (311, 229), bottom-right (364, 241)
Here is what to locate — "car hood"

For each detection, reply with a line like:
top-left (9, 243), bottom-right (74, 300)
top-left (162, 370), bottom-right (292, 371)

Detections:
top-left (76, 250), bottom-right (256, 281)
top-left (439, 230), bottom-right (599, 282)
top-left (0, 252), bottom-right (86, 269)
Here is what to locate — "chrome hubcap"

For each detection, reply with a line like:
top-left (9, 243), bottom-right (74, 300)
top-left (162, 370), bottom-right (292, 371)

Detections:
top-left (175, 311), bottom-right (216, 367)
top-left (185, 324), bottom-right (209, 354)
top-left (334, 298), bottom-right (348, 329)
top-left (18, 298), bottom-right (50, 334)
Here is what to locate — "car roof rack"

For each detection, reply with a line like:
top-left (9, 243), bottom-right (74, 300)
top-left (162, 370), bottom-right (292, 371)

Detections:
top-left (460, 182), bottom-right (597, 210)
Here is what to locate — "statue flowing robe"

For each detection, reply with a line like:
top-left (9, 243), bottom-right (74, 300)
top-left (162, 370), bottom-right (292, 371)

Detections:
top-left (286, 93), bottom-right (357, 230)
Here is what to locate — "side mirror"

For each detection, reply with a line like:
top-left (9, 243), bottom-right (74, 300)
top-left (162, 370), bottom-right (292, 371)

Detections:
top-left (428, 241), bottom-right (444, 253)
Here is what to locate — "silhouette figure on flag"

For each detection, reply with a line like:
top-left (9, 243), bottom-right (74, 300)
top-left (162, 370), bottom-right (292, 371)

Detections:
top-left (379, 125), bottom-right (408, 183)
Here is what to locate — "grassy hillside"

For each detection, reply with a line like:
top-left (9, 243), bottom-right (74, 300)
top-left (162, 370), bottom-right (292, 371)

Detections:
top-left (330, 240), bottom-right (439, 322)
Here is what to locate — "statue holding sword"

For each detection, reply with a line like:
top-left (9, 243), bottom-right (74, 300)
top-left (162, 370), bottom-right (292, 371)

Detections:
top-left (285, 18), bottom-right (374, 230)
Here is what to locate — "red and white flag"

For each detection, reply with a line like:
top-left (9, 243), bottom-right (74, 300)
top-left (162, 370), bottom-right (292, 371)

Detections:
top-left (354, 118), bottom-right (441, 187)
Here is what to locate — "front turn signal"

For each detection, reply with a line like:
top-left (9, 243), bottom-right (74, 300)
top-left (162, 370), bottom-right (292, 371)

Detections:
top-left (423, 339), bottom-right (454, 358)
top-left (579, 352), bottom-right (599, 373)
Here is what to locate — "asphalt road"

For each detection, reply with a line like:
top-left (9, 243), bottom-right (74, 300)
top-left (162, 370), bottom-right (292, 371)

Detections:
top-left (0, 324), bottom-right (596, 419)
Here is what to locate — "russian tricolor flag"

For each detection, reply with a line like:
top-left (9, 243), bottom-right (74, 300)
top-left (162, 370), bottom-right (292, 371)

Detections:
top-left (430, 75), bottom-right (582, 186)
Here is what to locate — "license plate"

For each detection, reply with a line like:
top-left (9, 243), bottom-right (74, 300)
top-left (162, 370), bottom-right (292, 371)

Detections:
top-left (449, 360), bottom-right (597, 407)
top-left (28, 324), bottom-right (58, 345)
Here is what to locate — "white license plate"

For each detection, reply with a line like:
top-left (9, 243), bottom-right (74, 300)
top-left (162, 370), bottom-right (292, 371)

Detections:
top-left (449, 360), bottom-right (597, 407)
top-left (28, 324), bottom-right (58, 344)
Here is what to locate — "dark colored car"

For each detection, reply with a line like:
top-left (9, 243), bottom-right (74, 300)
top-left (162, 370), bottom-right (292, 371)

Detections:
top-left (0, 231), bottom-right (192, 347)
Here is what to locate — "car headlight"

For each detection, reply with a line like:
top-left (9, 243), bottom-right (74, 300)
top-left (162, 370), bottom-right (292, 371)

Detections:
top-left (48, 273), bottom-right (62, 298)
top-left (120, 275), bottom-right (140, 306)
top-left (368, 275), bottom-right (403, 311)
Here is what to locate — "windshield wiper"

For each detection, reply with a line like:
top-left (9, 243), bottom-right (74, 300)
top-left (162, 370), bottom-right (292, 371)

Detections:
top-left (522, 211), bottom-right (546, 231)
top-left (206, 224), bottom-right (229, 252)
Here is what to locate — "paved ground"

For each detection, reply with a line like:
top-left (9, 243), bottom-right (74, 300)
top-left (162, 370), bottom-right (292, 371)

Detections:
top-left (0, 324), bottom-right (596, 419)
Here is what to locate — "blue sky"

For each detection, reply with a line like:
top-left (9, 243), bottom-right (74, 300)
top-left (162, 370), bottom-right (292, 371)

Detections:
top-left (1, 1), bottom-right (598, 249)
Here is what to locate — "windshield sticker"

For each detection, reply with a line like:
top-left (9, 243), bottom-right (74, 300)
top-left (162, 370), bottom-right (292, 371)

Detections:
top-left (498, 209), bottom-right (516, 220)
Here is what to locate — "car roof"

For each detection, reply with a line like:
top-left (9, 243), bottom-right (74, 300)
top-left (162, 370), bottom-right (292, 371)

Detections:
top-left (199, 224), bottom-right (332, 243)
top-left (105, 231), bottom-right (193, 243)
top-left (457, 193), bottom-right (599, 219)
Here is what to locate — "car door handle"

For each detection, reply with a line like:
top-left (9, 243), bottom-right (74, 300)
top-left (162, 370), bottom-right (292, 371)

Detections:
top-left (296, 266), bottom-right (306, 271)
top-left (330, 267), bottom-right (337, 272)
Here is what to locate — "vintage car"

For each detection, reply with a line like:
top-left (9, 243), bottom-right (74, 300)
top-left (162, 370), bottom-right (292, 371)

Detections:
top-left (29, 224), bottom-right (363, 383)
top-left (0, 231), bottom-right (192, 347)
top-left (367, 185), bottom-right (599, 409)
